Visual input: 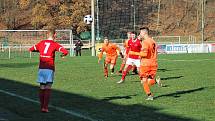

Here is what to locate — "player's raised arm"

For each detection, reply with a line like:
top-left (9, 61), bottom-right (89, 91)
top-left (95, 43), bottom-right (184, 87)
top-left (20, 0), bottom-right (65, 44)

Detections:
top-left (29, 43), bottom-right (39, 52)
top-left (98, 47), bottom-right (104, 63)
top-left (56, 44), bottom-right (68, 57)
top-left (116, 44), bottom-right (124, 59)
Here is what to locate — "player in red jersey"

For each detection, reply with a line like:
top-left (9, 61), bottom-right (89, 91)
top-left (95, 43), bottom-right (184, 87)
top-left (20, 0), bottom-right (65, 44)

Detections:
top-left (29, 28), bottom-right (68, 112)
top-left (118, 32), bottom-right (138, 74)
top-left (117, 32), bottom-right (142, 84)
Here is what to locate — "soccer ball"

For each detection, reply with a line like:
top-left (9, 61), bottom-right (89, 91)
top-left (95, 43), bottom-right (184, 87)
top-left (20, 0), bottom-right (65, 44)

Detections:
top-left (84, 15), bottom-right (93, 25)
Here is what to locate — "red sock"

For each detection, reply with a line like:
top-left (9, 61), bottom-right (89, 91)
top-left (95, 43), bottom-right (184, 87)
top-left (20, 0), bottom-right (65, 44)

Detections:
top-left (44, 89), bottom-right (51, 110)
top-left (121, 70), bottom-right (127, 80)
top-left (119, 63), bottom-right (125, 71)
top-left (39, 89), bottom-right (45, 109)
top-left (127, 65), bottom-right (133, 71)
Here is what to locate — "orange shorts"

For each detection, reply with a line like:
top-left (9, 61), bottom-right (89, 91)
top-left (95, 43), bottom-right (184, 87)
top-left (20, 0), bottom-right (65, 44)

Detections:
top-left (105, 56), bottom-right (117, 65)
top-left (140, 65), bottom-right (157, 79)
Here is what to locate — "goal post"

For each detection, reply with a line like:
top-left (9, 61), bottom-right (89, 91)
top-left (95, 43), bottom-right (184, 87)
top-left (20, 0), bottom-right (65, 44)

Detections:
top-left (0, 30), bottom-right (74, 59)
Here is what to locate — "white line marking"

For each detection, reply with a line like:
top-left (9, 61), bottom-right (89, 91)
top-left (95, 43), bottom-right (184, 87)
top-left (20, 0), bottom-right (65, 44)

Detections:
top-left (0, 89), bottom-right (99, 121)
top-left (0, 119), bottom-right (8, 121)
top-left (159, 58), bottom-right (214, 62)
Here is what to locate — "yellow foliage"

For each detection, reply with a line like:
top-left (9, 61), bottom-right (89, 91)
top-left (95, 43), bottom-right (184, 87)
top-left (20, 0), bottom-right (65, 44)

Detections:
top-left (19, 0), bottom-right (31, 10)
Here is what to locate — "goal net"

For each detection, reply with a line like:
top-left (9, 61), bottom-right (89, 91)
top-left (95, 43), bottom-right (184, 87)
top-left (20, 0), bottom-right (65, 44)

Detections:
top-left (0, 30), bottom-right (73, 59)
top-left (96, 0), bottom-right (152, 42)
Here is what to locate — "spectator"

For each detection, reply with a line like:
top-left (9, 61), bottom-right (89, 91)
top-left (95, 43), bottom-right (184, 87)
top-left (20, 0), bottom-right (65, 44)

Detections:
top-left (75, 39), bottom-right (83, 56)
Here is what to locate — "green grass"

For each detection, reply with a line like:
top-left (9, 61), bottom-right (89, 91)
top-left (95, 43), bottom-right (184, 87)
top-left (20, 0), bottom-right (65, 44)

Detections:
top-left (0, 52), bottom-right (215, 121)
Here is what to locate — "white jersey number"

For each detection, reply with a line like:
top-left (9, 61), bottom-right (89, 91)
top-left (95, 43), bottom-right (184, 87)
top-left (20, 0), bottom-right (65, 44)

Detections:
top-left (44, 42), bottom-right (51, 54)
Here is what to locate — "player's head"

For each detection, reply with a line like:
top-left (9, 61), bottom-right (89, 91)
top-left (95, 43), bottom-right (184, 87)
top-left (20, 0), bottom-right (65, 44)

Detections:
top-left (127, 32), bottom-right (132, 39)
top-left (130, 31), bottom-right (137, 40)
top-left (47, 27), bottom-right (57, 39)
top-left (104, 37), bottom-right (109, 45)
top-left (139, 27), bottom-right (149, 38)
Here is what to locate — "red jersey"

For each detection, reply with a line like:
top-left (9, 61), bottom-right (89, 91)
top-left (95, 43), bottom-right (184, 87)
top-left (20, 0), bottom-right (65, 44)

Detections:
top-left (29, 40), bottom-right (68, 71)
top-left (127, 38), bottom-right (142, 59)
top-left (123, 39), bottom-right (130, 56)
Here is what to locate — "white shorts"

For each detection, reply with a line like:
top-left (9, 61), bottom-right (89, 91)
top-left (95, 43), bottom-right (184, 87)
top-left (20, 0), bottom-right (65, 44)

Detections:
top-left (37, 69), bottom-right (54, 84)
top-left (126, 58), bottom-right (140, 67)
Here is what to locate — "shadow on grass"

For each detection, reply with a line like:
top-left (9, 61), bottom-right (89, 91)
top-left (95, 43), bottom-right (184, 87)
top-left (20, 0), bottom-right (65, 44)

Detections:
top-left (161, 76), bottom-right (184, 81)
top-left (101, 94), bottom-right (138, 101)
top-left (0, 78), bottom-right (199, 121)
top-left (0, 62), bottom-right (37, 68)
top-left (155, 87), bottom-right (205, 99)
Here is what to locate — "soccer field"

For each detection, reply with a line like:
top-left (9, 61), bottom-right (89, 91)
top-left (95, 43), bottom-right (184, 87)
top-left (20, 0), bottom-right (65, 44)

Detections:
top-left (0, 52), bottom-right (215, 121)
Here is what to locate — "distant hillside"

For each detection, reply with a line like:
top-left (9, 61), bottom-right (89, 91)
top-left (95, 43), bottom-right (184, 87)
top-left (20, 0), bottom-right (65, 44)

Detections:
top-left (0, 0), bottom-right (214, 41)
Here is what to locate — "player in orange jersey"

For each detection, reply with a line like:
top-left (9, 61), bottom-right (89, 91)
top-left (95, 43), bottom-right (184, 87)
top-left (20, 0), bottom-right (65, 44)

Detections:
top-left (138, 27), bottom-right (161, 100)
top-left (98, 37), bottom-right (123, 77)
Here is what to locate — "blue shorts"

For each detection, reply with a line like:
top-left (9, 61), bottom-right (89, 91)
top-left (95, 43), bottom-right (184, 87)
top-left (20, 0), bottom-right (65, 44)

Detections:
top-left (37, 69), bottom-right (54, 84)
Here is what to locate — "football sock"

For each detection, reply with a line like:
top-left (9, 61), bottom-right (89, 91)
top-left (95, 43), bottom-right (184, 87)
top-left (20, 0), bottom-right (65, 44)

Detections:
top-left (104, 67), bottom-right (108, 76)
top-left (39, 89), bottom-right (45, 109)
top-left (111, 67), bottom-right (114, 73)
top-left (127, 65), bottom-right (133, 71)
top-left (44, 89), bottom-right (51, 110)
top-left (143, 81), bottom-right (151, 95)
top-left (121, 70), bottom-right (127, 80)
top-left (119, 63), bottom-right (125, 71)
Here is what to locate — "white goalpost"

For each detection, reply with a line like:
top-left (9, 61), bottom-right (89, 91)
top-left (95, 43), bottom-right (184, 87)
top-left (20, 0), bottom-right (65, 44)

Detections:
top-left (0, 30), bottom-right (74, 59)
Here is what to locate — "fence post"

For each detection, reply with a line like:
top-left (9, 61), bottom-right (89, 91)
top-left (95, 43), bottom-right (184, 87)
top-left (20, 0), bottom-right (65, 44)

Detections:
top-left (8, 46), bottom-right (11, 59)
top-left (30, 51), bottom-right (32, 58)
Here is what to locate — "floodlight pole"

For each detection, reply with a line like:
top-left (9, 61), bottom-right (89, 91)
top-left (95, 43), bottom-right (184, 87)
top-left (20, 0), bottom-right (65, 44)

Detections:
top-left (91, 0), bottom-right (96, 56)
top-left (156, 0), bottom-right (161, 31)
top-left (201, 0), bottom-right (205, 44)
top-left (131, 0), bottom-right (136, 31)
top-left (96, 0), bottom-right (100, 43)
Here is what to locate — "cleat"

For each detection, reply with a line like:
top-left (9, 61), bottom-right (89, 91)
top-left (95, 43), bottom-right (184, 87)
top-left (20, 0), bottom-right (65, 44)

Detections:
top-left (156, 76), bottom-right (162, 87)
top-left (104, 75), bottom-right (108, 78)
top-left (117, 79), bottom-right (124, 84)
top-left (146, 95), bottom-right (154, 101)
top-left (118, 70), bottom-right (122, 73)
top-left (132, 70), bottom-right (138, 75)
top-left (111, 72), bottom-right (114, 75)
top-left (41, 108), bottom-right (49, 113)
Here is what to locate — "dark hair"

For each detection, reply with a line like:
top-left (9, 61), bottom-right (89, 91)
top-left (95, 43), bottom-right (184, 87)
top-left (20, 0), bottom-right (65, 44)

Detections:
top-left (140, 27), bottom-right (149, 34)
top-left (130, 31), bottom-right (137, 35)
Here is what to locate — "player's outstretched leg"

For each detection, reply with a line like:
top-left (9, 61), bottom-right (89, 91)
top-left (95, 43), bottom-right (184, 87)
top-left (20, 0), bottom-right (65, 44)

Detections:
top-left (142, 78), bottom-right (154, 100)
top-left (117, 65), bottom-right (132, 84)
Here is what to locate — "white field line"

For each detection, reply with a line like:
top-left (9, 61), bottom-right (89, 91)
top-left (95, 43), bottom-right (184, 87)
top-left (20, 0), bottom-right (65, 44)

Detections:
top-left (159, 58), bottom-right (214, 62)
top-left (0, 119), bottom-right (8, 121)
top-left (0, 89), bottom-right (100, 121)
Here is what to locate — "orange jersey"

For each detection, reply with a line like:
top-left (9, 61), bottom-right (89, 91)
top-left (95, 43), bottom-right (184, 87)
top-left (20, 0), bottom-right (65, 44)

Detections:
top-left (140, 37), bottom-right (158, 67)
top-left (98, 43), bottom-right (120, 60)
top-left (123, 39), bottom-right (130, 55)
top-left (123, 39), bottom-right (129, 48)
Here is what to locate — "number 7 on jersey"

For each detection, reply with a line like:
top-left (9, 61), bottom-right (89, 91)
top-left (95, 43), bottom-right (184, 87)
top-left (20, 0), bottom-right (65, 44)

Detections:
top-left (44, 42), bottom-right (50, 54)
